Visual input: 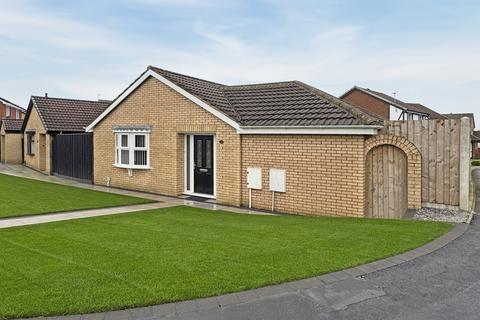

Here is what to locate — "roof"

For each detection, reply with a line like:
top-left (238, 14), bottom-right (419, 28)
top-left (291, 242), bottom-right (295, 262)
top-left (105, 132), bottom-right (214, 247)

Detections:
top-left (443, 113), bottom-right (476, 130)
top-left (341, 86), bottom-right (446, 119)
top-left (24, 96), bottom-right (111, 132)
top-left (405, 103), bottom-right (446, 119)
top-left (0, 97), bottom-right (25, 111)
top-left (146, 66), bottom-right (381, 127)
top-left (472, 131), bottom-right (480, 142)
top-left (442, 113), bottom-right (474, 119)
top-left (1, 119), bottom-right (24, 132)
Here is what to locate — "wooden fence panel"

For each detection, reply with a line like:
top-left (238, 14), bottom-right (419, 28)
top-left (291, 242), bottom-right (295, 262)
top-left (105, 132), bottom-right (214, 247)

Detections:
top-left (366, 144), bottom-right (408, 218)
top-left (381, 119), bottom-right (464, 206)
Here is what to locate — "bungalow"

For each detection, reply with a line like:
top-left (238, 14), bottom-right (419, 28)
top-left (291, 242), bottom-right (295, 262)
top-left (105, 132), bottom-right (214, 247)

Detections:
top-left (341, 86), bottom-right (445, 120)
top-left (22, 95), bottom-right (111, 174)
top-left (0, 119), bottom-right (24, 164)
top-left (85, 66), bottom-right (424, 218)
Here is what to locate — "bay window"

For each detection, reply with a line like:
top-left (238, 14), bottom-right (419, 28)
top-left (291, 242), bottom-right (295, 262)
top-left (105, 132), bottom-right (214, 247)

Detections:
top-left (114, 130), bottom-right (150, 169)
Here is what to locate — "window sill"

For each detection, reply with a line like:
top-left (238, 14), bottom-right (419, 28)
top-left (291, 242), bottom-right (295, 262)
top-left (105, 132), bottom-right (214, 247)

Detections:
top-left (113, 164), bottom-right (151, 170)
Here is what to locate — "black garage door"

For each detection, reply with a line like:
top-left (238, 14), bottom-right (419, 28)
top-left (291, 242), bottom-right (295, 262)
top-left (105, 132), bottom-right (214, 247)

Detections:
top-left (52, 133), bottom-right (93, 183)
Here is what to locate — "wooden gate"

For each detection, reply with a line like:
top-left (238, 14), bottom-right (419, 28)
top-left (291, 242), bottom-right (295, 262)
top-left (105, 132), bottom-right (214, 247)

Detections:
top-left (52, 133), bottom-right (93, 183)
top-left (366, 145), bottom-right (408, 219)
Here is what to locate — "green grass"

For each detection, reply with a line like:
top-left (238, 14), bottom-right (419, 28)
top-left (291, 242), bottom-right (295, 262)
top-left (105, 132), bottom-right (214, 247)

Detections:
top-left (0, 174), bottom-right (153, 219)
top-left (0, 206), bottom-right (452, 319)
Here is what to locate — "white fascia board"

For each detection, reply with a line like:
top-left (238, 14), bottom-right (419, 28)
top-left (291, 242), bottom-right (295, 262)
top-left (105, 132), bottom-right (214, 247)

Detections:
top-left (237, 125), bottom-right (382, 135)
top-left (86, 69), bottom-right (240, 132)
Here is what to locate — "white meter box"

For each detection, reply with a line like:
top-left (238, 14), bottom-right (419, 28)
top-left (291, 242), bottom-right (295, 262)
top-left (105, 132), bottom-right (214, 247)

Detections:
top-left (269, 169), bottom-right (286, 192)
top-left (246, 167), bottom-right (262, 190)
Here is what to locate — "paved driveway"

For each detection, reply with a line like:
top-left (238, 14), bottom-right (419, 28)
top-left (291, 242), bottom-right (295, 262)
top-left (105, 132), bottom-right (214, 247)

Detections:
top-left (155, 169), bottom-right (480, 320)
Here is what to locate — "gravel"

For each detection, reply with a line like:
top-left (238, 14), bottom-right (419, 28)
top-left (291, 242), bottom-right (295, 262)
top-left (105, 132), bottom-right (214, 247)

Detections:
top-left (413, 207), bottom-right (470, 223)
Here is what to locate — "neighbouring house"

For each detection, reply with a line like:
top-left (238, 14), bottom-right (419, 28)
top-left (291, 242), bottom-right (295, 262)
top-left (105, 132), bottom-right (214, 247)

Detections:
top-left (22, 95), bottom-right (111, 174)
top-left (0, 119), bottom-right (24, 164)
top-left (87, 66), bottom-right (396, 218)
top-left (0, 96), bottom-right (26, 119)
top-left (443, 113), bottom-right (476, 158)
top-left (443, 113), bottom-right (475, 131)
top-left (341, 86), bottom-right (445, 120)
top-left (472, 131), bottom-right (480, 159)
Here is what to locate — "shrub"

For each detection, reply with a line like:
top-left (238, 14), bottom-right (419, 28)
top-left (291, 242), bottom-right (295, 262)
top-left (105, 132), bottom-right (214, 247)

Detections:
top-left (472, 160), bottom-right (480, 166)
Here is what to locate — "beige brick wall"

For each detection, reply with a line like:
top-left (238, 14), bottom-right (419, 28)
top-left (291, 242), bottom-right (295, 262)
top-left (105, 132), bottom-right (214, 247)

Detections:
top-left (241, 135), bottom-right (366, 217)
top-left (92, 76), bottom-right (242, 206)
top-left (92, 76), bottom-right (370, 217)
top-left (23, 106), bottom-right (52, 173)
top-left (0, 126), bottom-right (23, 164)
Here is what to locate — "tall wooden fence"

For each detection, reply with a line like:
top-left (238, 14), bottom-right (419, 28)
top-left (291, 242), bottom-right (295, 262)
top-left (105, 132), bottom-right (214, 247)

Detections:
top-left (380, 119), bottom-right (470, 208)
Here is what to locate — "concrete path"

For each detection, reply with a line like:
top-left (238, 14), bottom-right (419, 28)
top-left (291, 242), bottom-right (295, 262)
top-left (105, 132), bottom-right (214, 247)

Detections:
top-left (0, 202), bottom-right (174, 229)
top-left (0, 164), bottom-right (273, 229)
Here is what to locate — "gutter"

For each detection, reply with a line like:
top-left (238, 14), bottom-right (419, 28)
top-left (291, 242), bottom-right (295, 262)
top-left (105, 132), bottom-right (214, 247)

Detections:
top-left (237, 125), bottom-right (383, 135)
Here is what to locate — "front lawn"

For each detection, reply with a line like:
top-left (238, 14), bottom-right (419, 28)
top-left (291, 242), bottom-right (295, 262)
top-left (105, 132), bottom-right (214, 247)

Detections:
top-left (0, 205), bottom-right (452, 319)
top-left (0, 174), bottom-right (153, 219)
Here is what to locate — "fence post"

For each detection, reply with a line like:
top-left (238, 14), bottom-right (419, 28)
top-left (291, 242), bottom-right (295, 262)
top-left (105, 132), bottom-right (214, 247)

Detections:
top-left (459, 117), bottom-right (471, 210)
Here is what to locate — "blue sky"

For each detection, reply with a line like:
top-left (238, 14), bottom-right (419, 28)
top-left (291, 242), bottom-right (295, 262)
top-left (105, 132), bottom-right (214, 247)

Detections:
top-left (1, 0), bottom-right (479, 124)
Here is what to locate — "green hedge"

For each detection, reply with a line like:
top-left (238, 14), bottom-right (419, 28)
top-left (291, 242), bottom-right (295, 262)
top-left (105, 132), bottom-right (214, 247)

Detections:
top-left (472, 160), bottom-right (480, 166)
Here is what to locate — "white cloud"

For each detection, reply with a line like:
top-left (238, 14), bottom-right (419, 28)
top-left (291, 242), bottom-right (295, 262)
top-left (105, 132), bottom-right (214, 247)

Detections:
top-left (0, 0), bottom-right (479, 123)
top-left (0, 2), bottom-right (124, 52)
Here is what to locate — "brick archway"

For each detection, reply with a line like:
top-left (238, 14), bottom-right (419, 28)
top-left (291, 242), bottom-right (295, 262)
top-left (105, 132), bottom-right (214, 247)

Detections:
top-left (365, 134), bottom-right (421, 209)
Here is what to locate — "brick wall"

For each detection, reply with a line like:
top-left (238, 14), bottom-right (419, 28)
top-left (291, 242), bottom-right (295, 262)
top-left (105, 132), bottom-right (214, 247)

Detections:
top-left (342, 90), bottom-right (389, 120)
top-left (0, 126), bottom-right (23, 164)
top-left (241, 135), bottom-right (366, 217)
top-left (23, 106), bottom-right (51, 173)
top-left (92, 76), bottom-right (242, 206)
top-left (1, 133), bottom-right (22, 164)
top-left (0, 101), bottom-right (26, 120)
top-left (92, 76), bottom-right (373, 217)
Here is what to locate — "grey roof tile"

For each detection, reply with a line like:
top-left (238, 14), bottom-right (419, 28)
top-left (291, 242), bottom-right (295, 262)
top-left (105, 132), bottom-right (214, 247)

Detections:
top-left (29, 96), bottom-right (111, 132)
top-left (149, 66), bottom-right (381, 127)
top-left (405, 103), bottom-right (446, 119)
top-left (1, 119), bottom-right (24, 132)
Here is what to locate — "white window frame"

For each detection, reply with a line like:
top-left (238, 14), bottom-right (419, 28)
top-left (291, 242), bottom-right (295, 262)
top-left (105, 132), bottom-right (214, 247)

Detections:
top-left (5, 106), bottom-right (10, 117)
top-left (113, 129), bottom-right (150, 169)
